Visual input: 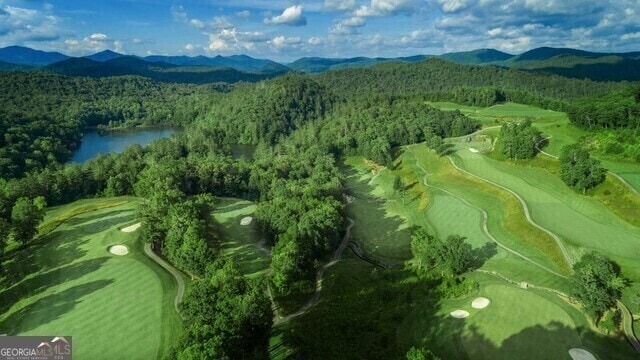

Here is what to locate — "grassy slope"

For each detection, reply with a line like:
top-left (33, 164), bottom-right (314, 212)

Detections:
top-left (430, 101), bottom-right (640, 194)
top-left (0, 198), bottom-right (181, 359)
top-left (210, 198), bottom-right (270, 278)
top-left (289, 156), bottom-right (636, 359)
top-left (453, 149), bottom-right (640, 278)
top-left (401, 273), bottom-right (636, 359)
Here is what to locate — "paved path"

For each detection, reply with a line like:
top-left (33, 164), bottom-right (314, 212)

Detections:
top-left (406, 146), bottom-right (569, 279)
top-left (144, 243), bottom-right (186, 320)
top-left (446, 155), bottom-right (574, 269)
top-left (617, 300), bottom-right (640, 353)
top-left (273, 217), bottom-right (355, 324)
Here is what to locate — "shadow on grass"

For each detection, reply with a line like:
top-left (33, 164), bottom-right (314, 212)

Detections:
top-left (340, 159), bottom-right (413, 263)
top-left (0, 229), bottom-right (95, 289)
top-left (65, 211), bottom-right (134, 234)
top-left (0, 257), bottom-right (110, 315)
top-left (0, 279), bottom-right (115, 335)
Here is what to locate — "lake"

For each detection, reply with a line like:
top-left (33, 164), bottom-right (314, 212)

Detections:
top-left (70, 128), bottom-right (179, 163)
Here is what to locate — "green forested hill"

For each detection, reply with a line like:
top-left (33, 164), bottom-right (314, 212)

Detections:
top-left (0, 72), bottom-right (216, 177)
top-left (315, 58), bottom-right (627, 108)
top-left (41, 56), bottom-right (275, 84)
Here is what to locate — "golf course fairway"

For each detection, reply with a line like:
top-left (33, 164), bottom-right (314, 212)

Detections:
top-left (0, 198), bottom-right (182, 359)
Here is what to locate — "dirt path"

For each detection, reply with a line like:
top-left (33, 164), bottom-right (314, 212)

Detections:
top-left (446, 155), bottom-right (574, 269)
top-left (406, 146), bottom-right (569, 279)
top-left (144, 243), bottom-right (185, 320)
top-left (273, 217), bottom-right (355, 324)
top-left (617, 300), bottom-right (640, 353)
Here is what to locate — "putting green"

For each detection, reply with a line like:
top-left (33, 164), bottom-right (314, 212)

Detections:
top-left (0, 198), bottom-right (181, 359)
top-left (211, 198), bottom-right (270, 277)
top-left (460, 284), bottom-right (581, 359)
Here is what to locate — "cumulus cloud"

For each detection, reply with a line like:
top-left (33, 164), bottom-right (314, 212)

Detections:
top-left (324, 0), bottom-right (357, 11)
top-left (438, 0), bottom-right (472, 13)
top-left (270, 35), bottom-right (302, 51)
top-left (63, 33), bottom-right (127, 54)
top-left (0, 4), bottom-right (61, 45)
top-left (354, 0), bottom-right (421, 18)
top-left (264, 5), bottom-right (307, 26)
top-left (235, 10), bottom-right (251, 18)
top-left (308, 36), bottom-right (326, 45)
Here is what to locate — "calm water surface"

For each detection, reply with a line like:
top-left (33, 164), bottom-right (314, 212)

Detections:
top-left (70, 128), bottom-right (179, 163)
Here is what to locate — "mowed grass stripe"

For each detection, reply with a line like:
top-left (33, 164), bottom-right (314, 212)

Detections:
top-left (0, 198), bottom-right (180, 360)
top-left (406, 146), bottom-right (570, 275)
top-left (454, 151), bottom-right (640, 281)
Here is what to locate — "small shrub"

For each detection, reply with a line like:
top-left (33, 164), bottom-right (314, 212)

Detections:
top-left (437, 276), bottom-right (479, 299)
top-left (598, 309), bottom-right (620, 334)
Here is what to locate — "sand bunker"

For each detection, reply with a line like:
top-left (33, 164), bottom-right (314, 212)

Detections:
top-left (121, 222), bottom-right (142, 233)
top-left (450, 310), bottom-right (470, 319)
top-left (108, 245), bottom-right (129, 256)
top-left (569, 348), bottom-right (596, 360)
top-left (240, 217), bottom-right (253, 226)
top-left (469, 148), bottom-right (479, 153)
top-left (472, 297), bottom-right (491, 309)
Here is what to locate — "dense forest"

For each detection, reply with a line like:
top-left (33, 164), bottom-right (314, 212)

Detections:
top-left (2, 55), bottom-right (640, 358)
top-left (0, 72), bottom-right (219, 178)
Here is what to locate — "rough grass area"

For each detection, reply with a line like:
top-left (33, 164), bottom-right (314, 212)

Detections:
top-left (0, 198), bottom-right (181, 359)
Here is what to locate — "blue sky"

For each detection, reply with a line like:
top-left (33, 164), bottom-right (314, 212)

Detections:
top-left (1, 0), bottom-right (640, 61)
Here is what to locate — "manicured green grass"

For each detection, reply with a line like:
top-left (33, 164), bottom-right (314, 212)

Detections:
top-left (210, 198), bottom-right (270, 277)
top-left (288, 155), bottom-right (637, 359)
top-left (601, 159), bottom-right (640, 194)
top-left (0, 198), bottom-right (181, 359)
top-left (342, 157), bottom-right (413, 263)
top-left (452, 149), bottom-right (640, 285)
top-left (401, 274), bottom-right (637, 359)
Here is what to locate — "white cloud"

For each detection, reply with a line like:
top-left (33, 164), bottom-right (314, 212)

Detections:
top-left (190, 19), bottom-right (205, 29)
top-left (354, 0), bottom-right (421, 18)
top-left (324, 0), bottom-right (357, 11)
top-left (0, 4), bottom-right (61, 45)
top-left (270, 35), bottom-right (302, 51)
top-left (438, 0), bottom-right (471, 13)
top-left (308, 36), bottom-right (326, 45)
top-left (487, 27), bottom-right (502, 36)
top-left (62, 33), bottom-right (127, 55)
top-left (235, 10), bottom-right (251, 18)
top-left (621, 32), bottom-right (640, 41)
top-left (170, 5), bottom-right (188, 23)
top-left (264, 5), bottom-right (307, 26)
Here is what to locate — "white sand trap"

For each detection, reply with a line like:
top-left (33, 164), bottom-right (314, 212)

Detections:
top-left (450, 310), bottom-right (470, 319)
top-left (469, 148), bottom-right (479, 153)
top-left (240, 217), bottom-right (253, 226)
top-left (121, 222), bottom-right (141, 233)
top-left (569, 348), bottom-right (596, 360)
top-left (108, 245), bottom-right (129, 256)
top-left (472, 297), bottom-right (491, 309)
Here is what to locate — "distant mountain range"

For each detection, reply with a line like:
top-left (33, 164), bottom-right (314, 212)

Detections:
top-left (3, 45), bottom-right (640, 82)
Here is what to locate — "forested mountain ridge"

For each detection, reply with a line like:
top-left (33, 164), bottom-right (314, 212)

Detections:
top-left (40, 56), bottom-right (278, 84)
top-left (314, 58), bottom-right (628, 110)
top-left (0, 46), bottom-right (69, 66)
